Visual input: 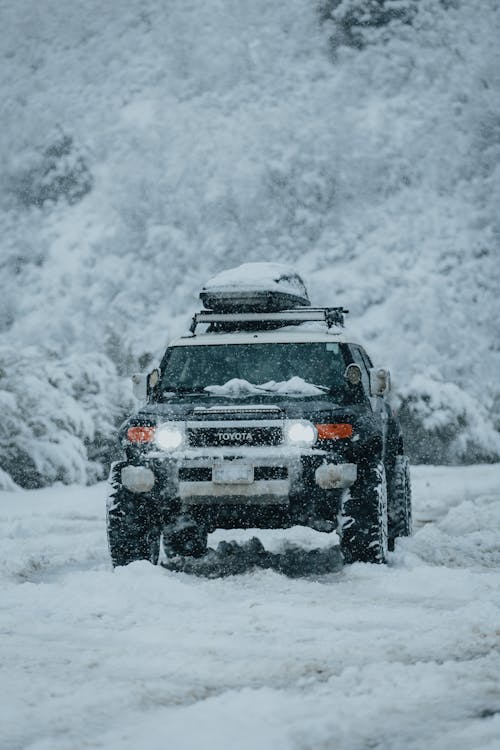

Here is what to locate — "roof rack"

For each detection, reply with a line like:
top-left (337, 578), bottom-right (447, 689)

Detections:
top-left (189, 307), bottom-right (348, 334)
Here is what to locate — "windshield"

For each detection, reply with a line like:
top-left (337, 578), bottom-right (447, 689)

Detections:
top-left (159, 342), bottom-right (348, 398)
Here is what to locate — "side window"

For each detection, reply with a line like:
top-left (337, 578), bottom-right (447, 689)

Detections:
top-left (349, 346), bottom-right (371, 395)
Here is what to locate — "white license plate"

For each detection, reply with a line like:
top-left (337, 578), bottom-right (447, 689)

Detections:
top-left (213, 461), bottom-right (254, 484)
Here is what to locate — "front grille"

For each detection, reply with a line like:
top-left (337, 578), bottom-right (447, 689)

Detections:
top-left (254, 466), bottom-right (288, 481)
top-left (178, 467), bottom-right (212, 482)
top-left (187, 425), bottom-right (283, 448)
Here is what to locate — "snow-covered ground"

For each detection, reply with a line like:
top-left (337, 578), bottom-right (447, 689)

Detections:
top-left (1, 465), bottom-right (500, 750)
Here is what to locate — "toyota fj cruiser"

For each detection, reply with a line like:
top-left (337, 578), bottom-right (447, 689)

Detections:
top-left (107, 264), bottom-right (412, 567)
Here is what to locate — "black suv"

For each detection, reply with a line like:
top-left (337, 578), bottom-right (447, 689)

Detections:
top-left (107, 305), bottom-right (412, 567)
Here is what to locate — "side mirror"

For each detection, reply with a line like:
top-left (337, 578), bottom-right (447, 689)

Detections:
top-left (344, 363), bottom-right (362, 386)
top-left (369, 367), bottom-right (391, 396)
top-left (147, 368), bottom-right (160, 393)
top-left (131, 368), bottom-right (160, 401)
top-left (131, 373), bottom-right (147, 401)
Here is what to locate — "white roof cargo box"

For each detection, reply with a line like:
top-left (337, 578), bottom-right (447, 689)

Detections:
top-left (200, 262), bottom-right (310, 312)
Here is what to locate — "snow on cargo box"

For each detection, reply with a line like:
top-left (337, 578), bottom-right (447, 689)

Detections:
top-left (200, 262), bottom-right (310, 312)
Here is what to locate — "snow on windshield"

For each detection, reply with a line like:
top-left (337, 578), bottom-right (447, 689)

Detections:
top-left (204, 376), bottom-right (326, 397)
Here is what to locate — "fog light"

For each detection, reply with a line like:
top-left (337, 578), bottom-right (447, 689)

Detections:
top-left (315, 463), bottom-right (357, 489)
top-left (121, 466), bottom-right (155, 493)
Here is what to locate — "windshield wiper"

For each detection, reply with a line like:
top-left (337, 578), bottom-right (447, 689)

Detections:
top-left (163, 382), bottom-right (332, 397)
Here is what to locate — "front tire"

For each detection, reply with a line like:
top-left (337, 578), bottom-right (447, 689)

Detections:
top-left (387, 455), bottom-right (412, 550)
top-left (340, 459), bottom-right (388, 564)
top-left (107, 464), bottom-right (161, 567)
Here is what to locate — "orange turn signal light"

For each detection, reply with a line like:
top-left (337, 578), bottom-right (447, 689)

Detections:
top-left (126, 426), bottom-right (156, 443)
top-left (315, 423), bottom-right (353, 440)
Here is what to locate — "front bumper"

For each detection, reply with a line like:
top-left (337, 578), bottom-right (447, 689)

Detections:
top-left (177, 453), bottom-right (294, 505)
top-left (120, 445), bottom-right (357, 508)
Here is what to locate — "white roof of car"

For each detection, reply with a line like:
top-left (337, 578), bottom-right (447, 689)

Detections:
top-left (170, 324), bottom-right (351, 347)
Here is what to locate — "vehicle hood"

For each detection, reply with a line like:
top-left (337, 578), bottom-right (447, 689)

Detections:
top-left (135, 397), bottom-right (368, 426)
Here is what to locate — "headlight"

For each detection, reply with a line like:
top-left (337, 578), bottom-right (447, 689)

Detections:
top-left (285, 420), bottom-right (317, 446)
top-left (154, 423), bottom-right (185, 451)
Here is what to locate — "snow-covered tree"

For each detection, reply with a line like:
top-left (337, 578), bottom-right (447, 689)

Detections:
top-left (0, 0), bottom-right (499, 486)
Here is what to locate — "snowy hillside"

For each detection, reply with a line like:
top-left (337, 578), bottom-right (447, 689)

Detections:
top-left (2, 464), bottom-right (500, 749)
top-left (1, 0), bottom-right (500, 486)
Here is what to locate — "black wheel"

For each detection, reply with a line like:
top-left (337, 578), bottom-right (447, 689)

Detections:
top-left (106, 464), bottom-right (161, 567)
top-left (163, 515), bottom-right (208, 558)
top-left (387, 454), bottom-right (412, 550)
top-left (340, 459), bottom-right (388, 564)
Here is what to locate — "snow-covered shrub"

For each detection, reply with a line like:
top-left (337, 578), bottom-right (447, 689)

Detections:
top-left (397, 372), bottom-right (500, 464)
top-left (0, 347), bottom-right (133, 488)
top-left (104, 327), bottom-right (137, 377)
top-left (319, 0), bottom-right (459, 50)
top-left (319, 0), bottom-right (419, 49)
top-left (10, 131), bottom-right (93, 209)
top-left (0, 0), bottom-right (498, 481)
